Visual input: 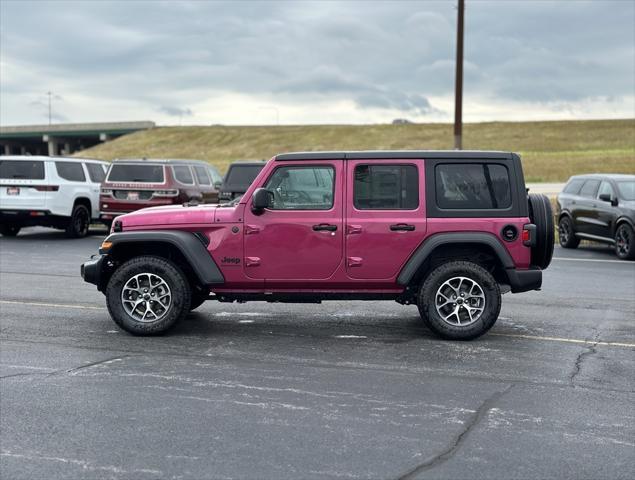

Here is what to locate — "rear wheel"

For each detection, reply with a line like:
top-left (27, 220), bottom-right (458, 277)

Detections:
top-left (558, 216), bottom-right (580, 249)
top-left (65, 204), bottom-right (90, 238)
top-left (417, 261), bottom-right (501, 340)
top-left (106, 256), bottom-right (191, 335)
top-left (0, 224), bottom-right (21, 237)
top-left (528, 193), bottom-right (554, 269)
top-left (615, 223), bottom-right (635, 260)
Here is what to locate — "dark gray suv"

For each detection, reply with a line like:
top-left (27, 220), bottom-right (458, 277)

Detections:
top-left (557, 174), bottom-right (635, 259)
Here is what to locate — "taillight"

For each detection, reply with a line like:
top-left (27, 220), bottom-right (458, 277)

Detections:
top-left (523, 224), bottom-right (536, 247)
top-left (153, 189), bottom-right (179, 197)
top-left (33, 185), bottom-right (59, 192)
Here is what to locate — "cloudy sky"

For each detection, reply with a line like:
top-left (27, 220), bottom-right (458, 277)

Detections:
top-left (1, 0), bottom-right (634, 126)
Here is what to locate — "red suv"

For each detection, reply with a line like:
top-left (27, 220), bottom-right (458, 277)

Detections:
top-left (100, 159), bottom-right (223, 227)
top-left (82, 151), bottom-right (553, 340)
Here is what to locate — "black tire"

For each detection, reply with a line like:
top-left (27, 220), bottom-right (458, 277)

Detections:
top-left (106, 256), bottom-right (191, 335)
top-left (417, 261), bottom-right (501, 341)
top-left (615, 223), bottom-right (635, 260)
top-left (0, 224), bottom-right (21, 237)
top-left (558, 216), bottom-right (580, 249)
top-left (528, 193), bottom-right (554, 269)
top-left (65, 204), bottom-right (90, 238)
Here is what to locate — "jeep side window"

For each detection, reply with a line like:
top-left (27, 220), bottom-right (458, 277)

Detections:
top-left (435, 163), bottom-right (511, 209)
top-left (173, 165), bottom-right (194, 185)
top-left (579, 180), bottom-right (600, 198)
top-left (264, 166), bottom-right (334, 210)
top-left (354, 164), bottom-right (418, 210)
top-left (55, 161), bottom-right (86, 182)
top-left (193, 166), bottom-right (211, 185)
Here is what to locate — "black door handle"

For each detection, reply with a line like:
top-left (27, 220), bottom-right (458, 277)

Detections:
top-left (313, 224), bottom-right (338, 232)
top-left (390, 224), bottom-right (415, 231)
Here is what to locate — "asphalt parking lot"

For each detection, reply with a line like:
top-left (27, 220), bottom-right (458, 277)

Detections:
top-left (1, 227), bottom-right (634, 480)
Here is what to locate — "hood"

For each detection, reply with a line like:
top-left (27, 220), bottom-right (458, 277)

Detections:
top-left (119, 204), bottom-right (222, 228)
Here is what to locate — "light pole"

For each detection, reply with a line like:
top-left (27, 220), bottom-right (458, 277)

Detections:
top-left (454, 0), bottom-right (465, 150)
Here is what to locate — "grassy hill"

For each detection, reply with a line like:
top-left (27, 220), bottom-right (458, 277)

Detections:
top-left (77, 119), bottom-right (634, 182)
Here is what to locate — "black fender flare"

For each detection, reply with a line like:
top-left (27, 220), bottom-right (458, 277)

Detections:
top-left (396, 232), bottom-right (514, 286)
top-left (103, 230), bottom-right (224, 285)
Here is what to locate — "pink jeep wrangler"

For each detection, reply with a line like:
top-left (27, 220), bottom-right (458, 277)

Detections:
top-left (82, 151), bottom-right (554, 340)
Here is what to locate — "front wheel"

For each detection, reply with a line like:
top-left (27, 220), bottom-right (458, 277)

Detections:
top-left (0, 224), bottom-right (21, 237)
top-left (615, 223), bottom-right (635, 260)
top-left (106, 256), bottom-right (191, 335)
top-left (417, 261), bottom-right (501, 340)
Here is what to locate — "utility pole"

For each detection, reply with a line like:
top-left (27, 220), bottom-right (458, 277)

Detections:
top-left (47, 91), bottom-right (52, 125)
top-left (454, 0), bottom-right (465, 150)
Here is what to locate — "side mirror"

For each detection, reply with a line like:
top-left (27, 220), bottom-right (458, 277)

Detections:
top-left (251, 188), bottom-right (273, 213)
top-left (214, 181), bottom-right (222, 189)
top-left (599, 193), bottom-right (618, 206)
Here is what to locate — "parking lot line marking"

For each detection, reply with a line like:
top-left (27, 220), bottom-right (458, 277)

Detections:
top-left (552, 257), bottom-right (633, 264)
top-left (490, 333), bottom-right (635, 348)
top-left (0, 300), bottom-right (104, 311)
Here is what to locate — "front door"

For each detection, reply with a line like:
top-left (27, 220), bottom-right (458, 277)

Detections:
top-left (345, 159), bottom-right (427, 280)
top-left (243, 161), bottom-right (343, 283)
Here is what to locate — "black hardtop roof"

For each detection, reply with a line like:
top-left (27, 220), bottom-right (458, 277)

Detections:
top-left (568, 173), bottom-right (635, 181)
top-left (227, 160), bottom-right (267, 168)
top-left (274, 150), bottom-right (515, 161)
top-left (112, 158), bottom-right (212, 166)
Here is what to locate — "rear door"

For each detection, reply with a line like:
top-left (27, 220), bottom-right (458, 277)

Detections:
top-left (0, 159), bottom-right (49, 210)
top-left (574, 179), bottom-right (601, 235)
top-left (345, 159), bottom-right (426, 280)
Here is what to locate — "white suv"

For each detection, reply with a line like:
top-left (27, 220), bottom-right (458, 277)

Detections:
top-left (0, 156), bottom-right (109, 238)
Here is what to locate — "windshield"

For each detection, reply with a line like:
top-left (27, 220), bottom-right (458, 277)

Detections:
top-left (617, 181), bottom-right (635, 201)
top-left (0, 160), bottom-right (45, 179)
top-left (225, 165), bottom-right (264, 187)
top-left (107, 164), bottom-right (164, 183)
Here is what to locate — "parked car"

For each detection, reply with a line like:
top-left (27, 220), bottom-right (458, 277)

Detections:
top-left (100, 159), bottom-right (223, 227)
top-left (557, 174), bottom-right (635, 260)
top-left (218, 161), bottom-right (266, 203)
top-left (82, 150), bottom-right (554, 339)
top-left (0, 155), bottom-right (108, 237)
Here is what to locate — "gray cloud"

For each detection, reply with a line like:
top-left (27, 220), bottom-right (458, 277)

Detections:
top-left (158, 106), bottom-right (193, 117)
top-left (1, 0), bottom-right (633, 124)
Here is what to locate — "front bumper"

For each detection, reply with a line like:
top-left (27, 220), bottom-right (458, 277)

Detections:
top-left (81, 255), bottom-right (106, 290)
top-left (506, 267), bottom-right (542, 293)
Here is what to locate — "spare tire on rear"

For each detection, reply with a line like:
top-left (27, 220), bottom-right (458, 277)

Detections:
top-left (528, 193), bottom-right (554, 269)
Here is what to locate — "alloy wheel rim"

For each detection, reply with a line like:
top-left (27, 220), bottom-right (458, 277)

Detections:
top-left (121, 273), bottom-right (172, 322)
top-left (616, 227), bottom-right (630, 256)
top-left (559, 221), bottom-right (570, 243)
top-left (75, 209), bottom-right (89, 234)
top-left (435, 276), bottom-right (486, 327)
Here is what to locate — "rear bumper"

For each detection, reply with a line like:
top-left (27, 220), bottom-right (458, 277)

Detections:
top-left (0, 209), bottom-right (69, 228)
top-left (506, 267), bottom-right (542, 293)
top-left (81, 255), bottom-right (106, 290)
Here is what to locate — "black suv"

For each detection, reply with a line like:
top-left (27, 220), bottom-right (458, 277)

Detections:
top-left (557, 174), bottom-right (635, 259)
top-left (218, 161), bottom-right (265, 203)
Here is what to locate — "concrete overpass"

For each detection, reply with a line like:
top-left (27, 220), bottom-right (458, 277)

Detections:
top-left (0, 121), bottom-right (155, 156)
